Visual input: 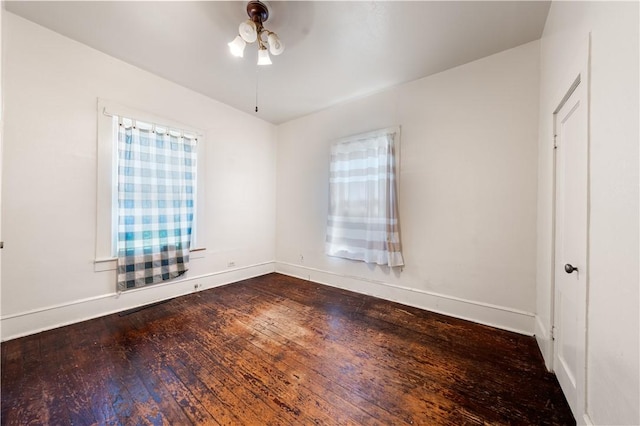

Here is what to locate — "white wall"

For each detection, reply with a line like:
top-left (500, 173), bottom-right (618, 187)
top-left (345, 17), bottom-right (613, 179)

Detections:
top-left (276, 41), bottom-right (540, 334)
top-left (535, 2), bottom-right (639, 425)
top-left (1, 13), bottom-right (277, 340)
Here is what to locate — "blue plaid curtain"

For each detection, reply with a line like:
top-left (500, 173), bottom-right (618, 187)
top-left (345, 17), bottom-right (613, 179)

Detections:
top-left (116, 122), bottom-right (197, 291)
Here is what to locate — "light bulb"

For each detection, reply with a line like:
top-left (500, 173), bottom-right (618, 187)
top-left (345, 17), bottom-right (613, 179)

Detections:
top-left (239, 20), bottom-right (257, 43)
top-left (228, 36), bottom-right (246, 57)
top-left (257, 48), bottom-right (272, 65)
top-left (267, 33), bottom-right (285, 56)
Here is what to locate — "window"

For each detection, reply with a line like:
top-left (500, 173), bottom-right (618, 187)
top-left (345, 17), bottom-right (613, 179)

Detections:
top-left (95, 99), bottom-right (206, 285)
top-left (325, 127), bottom-right (404, 267)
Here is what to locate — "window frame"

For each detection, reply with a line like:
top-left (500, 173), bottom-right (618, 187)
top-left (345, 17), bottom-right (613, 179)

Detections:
top-left (95, 98), bottom-right (206, 271)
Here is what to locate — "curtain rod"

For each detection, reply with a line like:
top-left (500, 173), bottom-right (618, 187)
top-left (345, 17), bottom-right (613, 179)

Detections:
top-left (102, 107), bottom-right (203, 138)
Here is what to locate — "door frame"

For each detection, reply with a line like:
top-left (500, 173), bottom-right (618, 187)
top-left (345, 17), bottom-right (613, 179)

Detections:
top-left (549, 34), bottom-right (592, 425)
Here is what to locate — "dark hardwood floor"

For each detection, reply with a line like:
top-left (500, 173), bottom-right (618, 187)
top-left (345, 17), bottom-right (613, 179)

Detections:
top-left (1, 273), bottom-right (574, 425)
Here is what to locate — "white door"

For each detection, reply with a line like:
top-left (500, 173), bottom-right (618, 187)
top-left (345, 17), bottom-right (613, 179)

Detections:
top-left (0, 5), bottom-right (3, 327)
top-left (553, 76), bottom-right (588, 419)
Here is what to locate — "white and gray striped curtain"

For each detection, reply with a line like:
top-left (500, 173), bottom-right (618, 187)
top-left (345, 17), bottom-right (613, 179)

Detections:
top-left (326, 128), bottom-right (404, 267)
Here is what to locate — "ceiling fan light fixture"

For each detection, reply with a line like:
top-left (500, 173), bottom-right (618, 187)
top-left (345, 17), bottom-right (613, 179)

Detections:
top-left (228, 35), bottom-right (246, 57)
top-left (227, 1), bottom-right (284, 64)
top-left (257, 47), bottom-right (272, 65)
top-left (228, 1), bottom-right (283, 112)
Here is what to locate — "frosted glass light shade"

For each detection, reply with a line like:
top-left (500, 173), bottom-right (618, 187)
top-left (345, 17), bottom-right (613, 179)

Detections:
top-left (267, 33), bottom-right (285, 55)
top-left (239, 20), bottom-right (258, 43)
top-left (228, 36), bottom-right (246, 57)
top-left (257, 48), bottom-right (272, 65)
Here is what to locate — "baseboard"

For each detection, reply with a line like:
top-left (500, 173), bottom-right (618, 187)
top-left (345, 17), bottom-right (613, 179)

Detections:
top-left (1, 262), bottom-right (276, 341)
top-left (276, 262), bottom-right (535, 335)
top-left (535, 315), bottom-right (554, 370)
top-left (3, 261), bottom-right (536, 341)
top-left (583, 413), bottom-right (594, 426)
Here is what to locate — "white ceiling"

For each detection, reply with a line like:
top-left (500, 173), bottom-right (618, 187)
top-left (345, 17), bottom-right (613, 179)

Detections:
top-left (6, 1), bottom-right (551, 124)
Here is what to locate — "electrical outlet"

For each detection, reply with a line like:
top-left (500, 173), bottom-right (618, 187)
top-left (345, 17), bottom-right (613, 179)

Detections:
top-left (194, 283), bottom-right (202, 291)
top-left (227, 261), bottom-right (236, 268)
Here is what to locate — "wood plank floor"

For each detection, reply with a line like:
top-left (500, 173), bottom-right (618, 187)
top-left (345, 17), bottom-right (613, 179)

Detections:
top-left (1, 273), bottom-right (574, 425)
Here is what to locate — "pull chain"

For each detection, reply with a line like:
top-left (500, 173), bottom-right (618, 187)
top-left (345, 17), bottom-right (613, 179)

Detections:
top-left (255, 68), bottom-right (259, 113)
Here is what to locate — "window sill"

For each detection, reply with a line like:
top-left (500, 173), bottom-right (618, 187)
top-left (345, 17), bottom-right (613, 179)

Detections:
top-left (94, 248), bottom-right (207, 272)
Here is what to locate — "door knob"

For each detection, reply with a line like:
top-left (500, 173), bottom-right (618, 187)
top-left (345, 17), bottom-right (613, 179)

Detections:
top-left (564, 263), bottom-right (578, 274)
